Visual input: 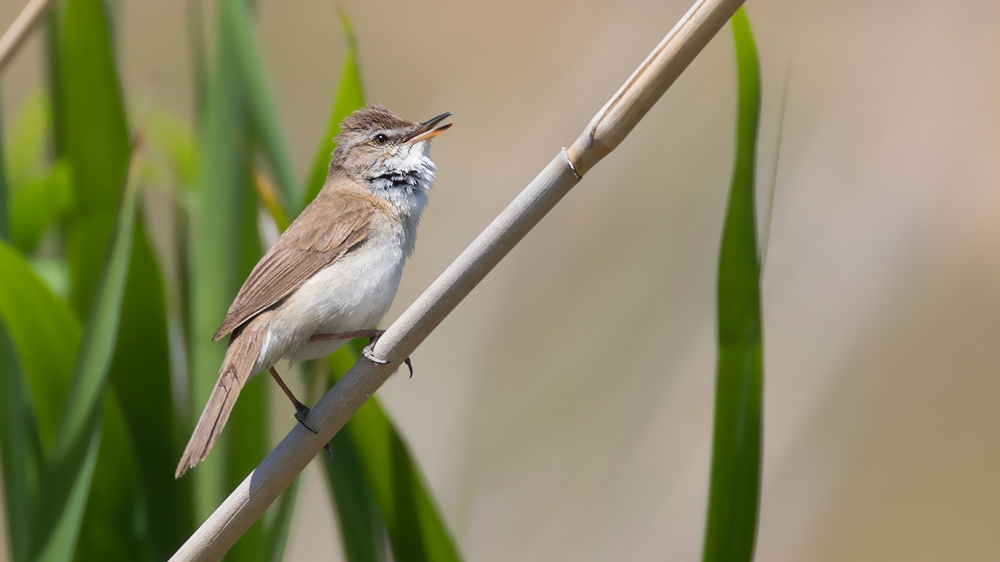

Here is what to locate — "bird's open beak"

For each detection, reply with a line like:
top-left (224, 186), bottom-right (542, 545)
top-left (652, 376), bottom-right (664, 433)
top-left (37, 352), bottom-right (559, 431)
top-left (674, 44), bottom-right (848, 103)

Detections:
top-left (404, 112), bottom-right (453, 143)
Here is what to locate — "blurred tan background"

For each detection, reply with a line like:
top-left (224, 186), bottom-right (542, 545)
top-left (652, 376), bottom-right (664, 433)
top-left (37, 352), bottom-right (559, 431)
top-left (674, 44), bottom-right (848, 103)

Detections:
top-left (3, 0), bottom-right (1000, 560)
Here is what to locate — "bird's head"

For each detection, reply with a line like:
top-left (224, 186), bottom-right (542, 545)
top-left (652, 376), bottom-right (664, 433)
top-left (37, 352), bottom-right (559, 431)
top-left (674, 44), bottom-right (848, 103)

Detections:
top-left (330, 104), bottom-right (452, 216)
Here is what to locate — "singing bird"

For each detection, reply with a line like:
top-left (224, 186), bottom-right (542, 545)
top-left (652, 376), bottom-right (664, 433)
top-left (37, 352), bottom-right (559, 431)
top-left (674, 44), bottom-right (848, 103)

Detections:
top-left (176, 105), bottom-right (452, 478)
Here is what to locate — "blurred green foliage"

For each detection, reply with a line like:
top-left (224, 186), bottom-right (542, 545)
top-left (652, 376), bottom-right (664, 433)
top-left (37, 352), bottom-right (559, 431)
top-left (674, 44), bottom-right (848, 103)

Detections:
top-left (0, 1), bottom-right (461, 561)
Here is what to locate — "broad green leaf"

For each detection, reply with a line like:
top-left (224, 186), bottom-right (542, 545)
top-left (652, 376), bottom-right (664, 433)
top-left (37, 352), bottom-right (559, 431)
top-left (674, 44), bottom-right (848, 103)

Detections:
top-left (60, 0), bottom-right (130, 318)
top-left (10, 162), bottom-right (74, 253)
top-left (305, 10), bottom-right (365, 205)
top-left (0, 241), bottom-right (81, 448)
top-left (701, 9), bottom-right (763, 562)
top-left (106, 211), bottom-right (191, 560)
top-left (327, 342), bottom-right (461, 562)
top-left (224, 0), bottom-right (299, 214)
top-left (31, 158), bottom-right (139, 562)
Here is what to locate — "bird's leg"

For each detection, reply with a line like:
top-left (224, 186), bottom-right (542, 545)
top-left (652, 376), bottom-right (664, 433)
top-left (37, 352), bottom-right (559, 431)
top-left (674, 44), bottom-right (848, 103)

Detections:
top-left (310, 330), bottom-right (414, 378)
top-left (268, 366), bottom-right (318, 434)
top-left (309, 329), bottom-right (384, 342)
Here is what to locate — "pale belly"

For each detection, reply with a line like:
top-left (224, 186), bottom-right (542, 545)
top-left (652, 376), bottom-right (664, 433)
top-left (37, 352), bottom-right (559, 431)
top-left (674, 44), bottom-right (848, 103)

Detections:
top-left (255, 239), bottom-right (405, 369)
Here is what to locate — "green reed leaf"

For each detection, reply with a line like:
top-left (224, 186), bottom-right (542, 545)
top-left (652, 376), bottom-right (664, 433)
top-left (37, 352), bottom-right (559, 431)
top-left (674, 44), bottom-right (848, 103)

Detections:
top-left (702, 8), bottom-right (764, 562)
top-left (0, 241), bottom-right (80, 448)
top-left (59, 0), bottom-right (130, 318)
top-left (105, 211), bottom-right (191, 559)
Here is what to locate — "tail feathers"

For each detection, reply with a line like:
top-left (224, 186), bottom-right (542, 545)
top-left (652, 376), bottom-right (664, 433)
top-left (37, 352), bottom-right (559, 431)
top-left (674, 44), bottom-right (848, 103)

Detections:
top-left (175, 316), bottom-right (269, 478)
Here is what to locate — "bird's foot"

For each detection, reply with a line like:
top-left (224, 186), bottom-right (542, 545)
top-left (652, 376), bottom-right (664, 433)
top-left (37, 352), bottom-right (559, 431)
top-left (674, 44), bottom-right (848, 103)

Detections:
top-left (362, 334), bottom-right (415, 378)
top-left (294, 405), bottom-right (319, 434)
top-left (362, 339), bottom-right (389, 364)
top-left (323, 442), bottom-right (333, 459)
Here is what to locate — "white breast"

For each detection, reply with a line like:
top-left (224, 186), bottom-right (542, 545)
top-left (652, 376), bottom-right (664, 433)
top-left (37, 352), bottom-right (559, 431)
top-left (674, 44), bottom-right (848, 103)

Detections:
top-left (256, 230), bottom-right (407, 369)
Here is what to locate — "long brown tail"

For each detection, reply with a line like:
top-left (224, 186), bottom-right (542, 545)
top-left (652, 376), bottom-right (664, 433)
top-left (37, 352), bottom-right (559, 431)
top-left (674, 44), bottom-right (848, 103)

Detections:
top-left (175, 314), bottom-right (270, 478)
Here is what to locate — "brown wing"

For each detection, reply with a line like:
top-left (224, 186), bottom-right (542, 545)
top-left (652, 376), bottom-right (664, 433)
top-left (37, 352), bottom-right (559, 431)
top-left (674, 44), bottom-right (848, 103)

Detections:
top-left (213, 187), bottom-right (376, 340)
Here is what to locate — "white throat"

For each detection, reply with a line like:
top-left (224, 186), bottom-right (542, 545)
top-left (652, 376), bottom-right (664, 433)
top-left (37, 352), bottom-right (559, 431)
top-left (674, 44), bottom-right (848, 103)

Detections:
top-left (369, 140), bottom-right (435, 226)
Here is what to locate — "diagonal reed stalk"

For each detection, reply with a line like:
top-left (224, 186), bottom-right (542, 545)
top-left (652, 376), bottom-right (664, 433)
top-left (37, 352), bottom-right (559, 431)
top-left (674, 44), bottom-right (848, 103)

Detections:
top-left (170, 0), bottom-right (746, 559)
top-left (0, 0), bottom-right (54, 74)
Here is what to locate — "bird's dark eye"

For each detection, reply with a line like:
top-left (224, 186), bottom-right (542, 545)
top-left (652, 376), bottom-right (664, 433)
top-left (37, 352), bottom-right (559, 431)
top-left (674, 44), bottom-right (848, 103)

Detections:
top-left (373, 133), bottom-right (389, 145)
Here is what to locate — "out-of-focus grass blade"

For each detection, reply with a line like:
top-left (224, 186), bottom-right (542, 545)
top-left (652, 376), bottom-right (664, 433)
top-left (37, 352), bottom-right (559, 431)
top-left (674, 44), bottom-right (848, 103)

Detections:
top-left (52, 176), bottom-right (138, 456)
top-left (0, 95), bottom-right (41, 562)
top-left (224, 0), bottom-right (299, 214)
top-left (188, 0), bottom-right (254, 520)
top-left (304, 10), bottom-right (365, 205)
top-left (105, 210), bottom-right (191, 559)
top-left (326, 343), bottom-right (461, 562)
top-left (31, 149), bottom-right (140, 562)
top-left (33, 424), bottom-right (100, 562)
top-left (10, 161), bottom-right (73, 253)
top-left (0, 326), bottom-right (36, 562)
top-left (60, 0), bottom-right (130, 318)
top-left (0, 241), bottom-right (81, 448)
top-left (760, 65), bottom-right (790, 269)
top-left (701, 8), bottom-right (763, 562)
top-left (72, 393), bottom-right (144, 562)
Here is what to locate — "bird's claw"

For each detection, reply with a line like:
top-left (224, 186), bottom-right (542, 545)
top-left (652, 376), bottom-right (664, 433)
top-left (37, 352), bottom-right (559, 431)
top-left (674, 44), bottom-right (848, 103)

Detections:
top-left (362, 342), bottom-right (390, 364)
top-left (362, 335), bottom-right (414, 378)
top-left (294, 407), bottom-right (319, 434)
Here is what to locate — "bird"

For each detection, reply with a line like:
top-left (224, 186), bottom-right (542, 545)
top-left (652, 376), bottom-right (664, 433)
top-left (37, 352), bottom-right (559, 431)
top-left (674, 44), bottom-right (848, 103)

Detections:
top-left (175, 104), bottom-right (452, 478)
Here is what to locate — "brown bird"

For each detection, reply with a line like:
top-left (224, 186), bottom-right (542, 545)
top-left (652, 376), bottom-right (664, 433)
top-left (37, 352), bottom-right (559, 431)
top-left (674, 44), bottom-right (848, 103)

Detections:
top-left (176, 105), bottom-right (452, 478)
